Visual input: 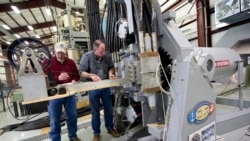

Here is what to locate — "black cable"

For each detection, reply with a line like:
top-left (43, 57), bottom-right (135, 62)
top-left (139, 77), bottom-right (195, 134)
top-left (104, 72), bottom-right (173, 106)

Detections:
top-left (13, 106), bottom-right (91, 131)
top-left (104, 0), bottom-right (138, 55)
top-left (5, 83), bottom-right (47, 122)
top-left (105, 0), bottom-right (111, 52)
top-left (110, 0), bottom-right (114, 51)
top-left (131, 0), bottom-right (139, 44)
top-left (100, 1), bottom-right (107, 39)
top-left (86, 0), bottom-right (103, 45)
top-left (138, 0), bottom-right (143, 31)
top-left (1, 104), bottom-right (91, 133)
top-left (5, 84), bottom-right (31, 121)
top-left (108, 0), bottom-right (113, 52)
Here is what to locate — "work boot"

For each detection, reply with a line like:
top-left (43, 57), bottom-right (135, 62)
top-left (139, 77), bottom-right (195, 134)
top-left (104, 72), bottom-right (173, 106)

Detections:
top-left (70, 137), bottom-right (81, 141)
top-left (108, 128), bottom-right (119, 137)
top-left (93, 135), bottom-right (100, 141)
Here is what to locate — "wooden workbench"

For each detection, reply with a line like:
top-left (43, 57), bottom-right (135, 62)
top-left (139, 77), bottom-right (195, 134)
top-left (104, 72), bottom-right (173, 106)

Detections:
top-left (22, 78), bottom-right (127, 105)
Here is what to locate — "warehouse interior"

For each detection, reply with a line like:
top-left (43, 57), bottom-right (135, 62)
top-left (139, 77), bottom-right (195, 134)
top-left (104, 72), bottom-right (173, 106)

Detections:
top-left (0, 0), bottom-right (250, 141)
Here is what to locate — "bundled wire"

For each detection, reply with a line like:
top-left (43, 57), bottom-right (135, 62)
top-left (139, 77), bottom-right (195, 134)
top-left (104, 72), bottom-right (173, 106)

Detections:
top-left (104, 0), bottom-right (126, 53)
top-left (86, 0), bottom-right (104, 48)
top-left (103, 0), bottom-right (157, 54)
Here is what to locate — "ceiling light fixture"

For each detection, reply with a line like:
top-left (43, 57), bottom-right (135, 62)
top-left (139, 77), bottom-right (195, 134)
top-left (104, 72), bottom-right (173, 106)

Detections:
top-left (52, 26), bottom-right (57, 31)
top-left (45, 7), bottom-right (51, 16)
top-left (35, 35), bottom-right (40, 38)
top-left (14, 34), bottom-right (21, 38)
top-left (2, 24), bottom-right (10, 30)
top-left (6, 41), bottom-right (11, 45)
top-left (11, 5), bottom-right (20, 14)
top-left (27, 25), bottom-right (34, 30)
top-left (24, 41), bottom-right (29, 44)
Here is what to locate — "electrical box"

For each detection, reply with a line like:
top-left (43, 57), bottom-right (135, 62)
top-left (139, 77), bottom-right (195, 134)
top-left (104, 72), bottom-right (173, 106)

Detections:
top-left (215, 0), bottom-right (250, 24)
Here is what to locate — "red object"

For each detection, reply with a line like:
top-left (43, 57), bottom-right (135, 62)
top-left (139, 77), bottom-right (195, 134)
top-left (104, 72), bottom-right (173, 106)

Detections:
top-left (215, 60), bottom-right (230, 68)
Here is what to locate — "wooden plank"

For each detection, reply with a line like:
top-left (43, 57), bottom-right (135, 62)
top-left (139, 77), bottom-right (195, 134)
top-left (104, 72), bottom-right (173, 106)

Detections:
top-left (41, 127), bottom-right (50, 134)
top-left (140, 52), bottom-right (159, 58)
top-left (78, 110), bottom-right (104, 122)
top-left (22, 78), bottom-right (127, 105)
top-left (76, 100), bottom-right (89, 109)
top-left (0, 55), bottom-right (8, 62)
top-left (147, 123), bottom-right (165, 128)
top-left (65, 78), bottom-right (127, 94)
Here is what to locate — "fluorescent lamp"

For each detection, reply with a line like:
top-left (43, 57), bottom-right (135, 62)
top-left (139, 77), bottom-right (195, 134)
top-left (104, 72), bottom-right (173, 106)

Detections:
top-left (161, 0), bottom-right (177, 12)
top-left (45, 7), bottom-right (51, 16)
top-left (158, 0), bottom-right (166, 5)
top-left (2, 24), bottom-right (10, 30)
top-left (6, 41), bottom-right (11, 45)
top-left (35, 35), bottom-right (40, 38)
top-left (11, 5), bottom-right (20, 14)
top-left (52, 26), bottom-right (57, 31)
top-left (27, 25), bottom-right (33, 30)
top-left (75, 11), bottom-right (80, 15)
top-left (14, 34), bottom-right (21, 38)
top-left (24, 41), bottom-right (29, 44)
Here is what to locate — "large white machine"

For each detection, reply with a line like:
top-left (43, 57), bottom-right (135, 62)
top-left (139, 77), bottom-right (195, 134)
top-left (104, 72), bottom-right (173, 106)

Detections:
top-left (6, 0), bottom-right (249, 141)
top-left (109, 1), bottom-right (245, 141)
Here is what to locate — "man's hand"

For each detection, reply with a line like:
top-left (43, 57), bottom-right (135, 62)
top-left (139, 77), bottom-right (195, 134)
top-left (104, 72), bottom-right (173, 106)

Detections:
top-left (90, 74), bottom-right (101, 82)
top-left (58, 72), bottom-right (70, 81)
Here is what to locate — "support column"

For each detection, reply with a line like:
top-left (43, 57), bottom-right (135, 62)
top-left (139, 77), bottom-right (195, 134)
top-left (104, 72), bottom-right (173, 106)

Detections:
top-left (196, 0), bottom-right (211, 47)
top-left (1, 45), bottom-right (16, 86)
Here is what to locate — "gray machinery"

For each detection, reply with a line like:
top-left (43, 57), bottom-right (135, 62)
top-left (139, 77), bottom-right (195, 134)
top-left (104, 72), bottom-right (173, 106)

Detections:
top-left (6, 0), bottom-right (249, 141)
top-left (109, 0), bottom-right (245, 141)
top-left (56, 2), bottom-right (90, 62)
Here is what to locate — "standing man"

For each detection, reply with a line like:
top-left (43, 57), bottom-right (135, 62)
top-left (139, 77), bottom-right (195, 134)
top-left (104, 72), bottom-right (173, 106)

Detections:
top-left (79, 39), bottom-right (119, 141)
top-left (43, 42), bottom-right (81, 141)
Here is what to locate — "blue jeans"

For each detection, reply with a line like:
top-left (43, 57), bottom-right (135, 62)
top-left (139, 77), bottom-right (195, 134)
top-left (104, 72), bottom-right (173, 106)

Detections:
top-left (48, 95), bottom-right (77, 141)
top-left (89, 88), bottom-right (113, 135)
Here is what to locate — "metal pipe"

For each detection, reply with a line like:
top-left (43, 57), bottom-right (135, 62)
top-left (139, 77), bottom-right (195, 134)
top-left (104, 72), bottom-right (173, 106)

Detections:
top-left (237, 60), bottom-right (244, 110)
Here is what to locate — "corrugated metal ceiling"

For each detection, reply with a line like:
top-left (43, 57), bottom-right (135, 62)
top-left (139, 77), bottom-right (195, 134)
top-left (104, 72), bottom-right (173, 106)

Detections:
top-left (0, 0), bottom-right (86, 47)
top-left (0, 0), bottom-right (180, 48)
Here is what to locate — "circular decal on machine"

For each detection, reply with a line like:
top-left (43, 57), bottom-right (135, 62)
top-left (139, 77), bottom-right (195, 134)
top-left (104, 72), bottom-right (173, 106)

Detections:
top-left (187, 101), bottom-right (215, 124)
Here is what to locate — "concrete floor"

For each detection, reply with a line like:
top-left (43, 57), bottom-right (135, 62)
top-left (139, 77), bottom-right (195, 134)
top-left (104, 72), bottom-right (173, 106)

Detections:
top-left (216, 103), bottom-right (250, 141)
top-left (215, 83), bottom-right (250, 141)
top-left (2, 105), bottom-right (250, 141)
top-left (0, 84), bottom-right (250, 141)
top-left (221, 124), bottom-right (250, 141)
top-left (0, 112), bottom-right (142, 141)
